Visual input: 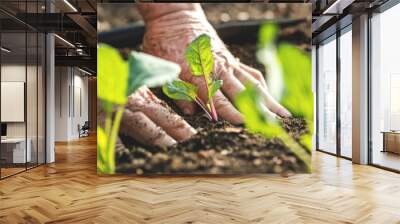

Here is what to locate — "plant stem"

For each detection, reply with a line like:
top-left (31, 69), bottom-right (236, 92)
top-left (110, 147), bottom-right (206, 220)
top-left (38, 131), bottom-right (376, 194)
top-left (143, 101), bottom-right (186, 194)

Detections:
top-left (105, 110), bottom-right (112, 140)
top-left (209, 99), bottom-right (218, 121)
top-left (195, 97), bottom-right (212, 121)
top-left (107, 105), bottom-right (125, 173)
top-left (203, 76), bottom-right (218, 121)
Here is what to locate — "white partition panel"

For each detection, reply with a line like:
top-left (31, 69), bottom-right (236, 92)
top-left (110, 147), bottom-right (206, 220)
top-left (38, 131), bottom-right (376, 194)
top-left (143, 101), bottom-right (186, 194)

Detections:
top-left (1, 82), bottom-right (25, 122)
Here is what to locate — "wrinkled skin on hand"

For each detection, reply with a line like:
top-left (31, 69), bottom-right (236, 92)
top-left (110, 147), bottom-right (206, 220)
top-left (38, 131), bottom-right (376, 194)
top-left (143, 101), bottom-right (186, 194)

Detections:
top-left (120, 87), bottom-right (196, 147)
top-left (140, 3), bottom-right (291, 125)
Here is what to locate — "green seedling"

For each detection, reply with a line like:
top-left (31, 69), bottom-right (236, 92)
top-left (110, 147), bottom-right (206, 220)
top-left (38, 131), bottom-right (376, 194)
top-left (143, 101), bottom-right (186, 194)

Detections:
top-left (257, 22), bottom-right (313, 151)
top-left (97, 44), bottom-right (180, 174)
top-left (233, 22), bottom-right (313, 172)
top-left (163, 34), bottom-right (223, 121)
top-left (235, 84), bottom-right (311, 172)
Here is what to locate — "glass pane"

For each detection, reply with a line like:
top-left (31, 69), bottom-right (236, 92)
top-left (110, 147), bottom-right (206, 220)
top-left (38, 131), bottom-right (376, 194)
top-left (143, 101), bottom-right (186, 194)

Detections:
top-left (339, 28), bottom-right (352, 158)
top-left (26, 0), bottom-right (39, 169)
top-left (38, 33), bottom-right (45, 165)
top-left (27, 31), bottom-right (38, 169)
top-left (318, 36), bottom-right (337, 154)
top-left (1, 29), bottom-right (27, 177)
top-left (371, 4), bottom-right (400, 171)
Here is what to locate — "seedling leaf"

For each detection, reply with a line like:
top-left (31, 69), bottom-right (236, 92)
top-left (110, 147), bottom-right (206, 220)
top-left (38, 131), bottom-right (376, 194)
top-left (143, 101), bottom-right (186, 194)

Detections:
top-left (209, 79), bottom-right (223, 99)
top-left (235, 84), bottom-right (280, 136)
top-left (98, 44), bottom-right (128, 106)
top-left (185, 34), bottom-right (214, 77)
top-left (128, 51), bottom-right (181, 94)
top-left (162, 80), bottom-right (198, 102)
top-left (277, 44), bottom-right (313, 122)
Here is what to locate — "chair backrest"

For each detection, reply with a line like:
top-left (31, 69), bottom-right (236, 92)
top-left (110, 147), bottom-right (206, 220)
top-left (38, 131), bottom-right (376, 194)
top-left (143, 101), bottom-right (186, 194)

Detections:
top-left (82, 121), bottom-right (90, 129)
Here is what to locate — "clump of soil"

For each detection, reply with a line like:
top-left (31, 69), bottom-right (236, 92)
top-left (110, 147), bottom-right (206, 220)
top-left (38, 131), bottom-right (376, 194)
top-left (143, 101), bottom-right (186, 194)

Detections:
top-left (281, 117), bottom-right (309, 141)
top-left (117, 115), bottom-right (308, 175)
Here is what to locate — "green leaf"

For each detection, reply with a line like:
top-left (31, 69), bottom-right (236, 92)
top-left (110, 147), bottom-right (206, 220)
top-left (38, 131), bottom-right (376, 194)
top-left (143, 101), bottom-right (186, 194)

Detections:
top-left (277, 44), bottom-right (313, 133)
top-left (235, 84), bottom-right (311, 172)
top-left (185, 34), bottom-right (214, 77)
top-left (258, 22), bottom-right (278, 48)
top-left (162, 80), bottom-right (198, 102)
top-left (128, 52), bottom-right (181, 94)
top-left (97, 44), bottom-right (128, 106)
top-left (208, 79), bottom-right (223, 99)
top-left (235, 84), bottom-right (280, 136)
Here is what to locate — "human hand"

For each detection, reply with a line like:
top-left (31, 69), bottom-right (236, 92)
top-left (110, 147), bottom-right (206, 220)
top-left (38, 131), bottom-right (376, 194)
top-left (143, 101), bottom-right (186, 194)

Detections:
top-left (120, 87), bottom-right (196, 147)
top-left (139, 3), bottom-right (291, 125)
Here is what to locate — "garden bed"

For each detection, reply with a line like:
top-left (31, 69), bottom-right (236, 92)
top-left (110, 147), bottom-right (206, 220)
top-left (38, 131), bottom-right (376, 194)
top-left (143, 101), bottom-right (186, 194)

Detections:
top-left (117, 114), bottom-right (308, 175)
top-left (98, 5), bottom-right (311, 175)
top-left (113, 38), bottom-right (310, 175)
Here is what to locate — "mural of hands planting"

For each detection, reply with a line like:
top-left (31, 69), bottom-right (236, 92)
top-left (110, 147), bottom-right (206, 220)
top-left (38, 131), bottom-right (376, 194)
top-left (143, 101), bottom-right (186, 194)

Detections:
top-left (97, 3), bottom-right (313, 175)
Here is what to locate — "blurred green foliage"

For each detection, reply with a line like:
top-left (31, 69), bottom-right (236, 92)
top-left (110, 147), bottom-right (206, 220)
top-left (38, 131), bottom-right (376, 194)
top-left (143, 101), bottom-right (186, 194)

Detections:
top-left (235, 84), bottom-right (311, 171)
top-left (258, 22), bottom-right (278, 49)
top-left (278, 44), bottom-right (313, 123)
top-left (235, 22), bottom-right (313, 171)
top-left (97, 44), bottom-right (180, 174)
top-left (98, 44), bottom-right (129, 108)
top-left (128, 52), bottom-right (182, 94)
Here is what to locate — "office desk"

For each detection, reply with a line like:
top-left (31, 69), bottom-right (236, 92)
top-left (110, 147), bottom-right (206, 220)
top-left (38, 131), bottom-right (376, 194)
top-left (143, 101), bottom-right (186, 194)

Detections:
top-left (1, 138), bottom-right (31, 163)
top-left (382, 131), bottom-right (400, 155)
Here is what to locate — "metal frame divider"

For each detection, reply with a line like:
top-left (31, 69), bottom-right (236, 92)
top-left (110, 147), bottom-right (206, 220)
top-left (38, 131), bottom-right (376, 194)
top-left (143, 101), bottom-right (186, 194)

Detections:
top-left (315, 44), bottom-right (319, 152)
top-left (336, 23), bottom-right (341, 157)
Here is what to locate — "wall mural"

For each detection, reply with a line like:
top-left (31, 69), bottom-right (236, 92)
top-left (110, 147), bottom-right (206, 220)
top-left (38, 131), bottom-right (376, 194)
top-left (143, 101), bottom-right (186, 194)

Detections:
top-left (97, 3), bottom-right (313, 175)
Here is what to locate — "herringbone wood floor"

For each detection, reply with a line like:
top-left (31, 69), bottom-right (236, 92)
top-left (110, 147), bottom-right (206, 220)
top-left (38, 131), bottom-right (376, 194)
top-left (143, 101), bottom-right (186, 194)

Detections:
top-left (1, 135), bottom-right (400, 224)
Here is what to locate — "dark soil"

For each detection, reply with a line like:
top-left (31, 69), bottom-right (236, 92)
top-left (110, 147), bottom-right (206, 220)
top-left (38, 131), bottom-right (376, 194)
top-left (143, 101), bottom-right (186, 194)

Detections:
top-left (117, 115), bottom-right (308, 175)
top-left (228, 44), bottom-right (265, 74)
top-left (117, 83), bottom-right (309, 175)
top-left (281, 117), bottom-right (309, 141)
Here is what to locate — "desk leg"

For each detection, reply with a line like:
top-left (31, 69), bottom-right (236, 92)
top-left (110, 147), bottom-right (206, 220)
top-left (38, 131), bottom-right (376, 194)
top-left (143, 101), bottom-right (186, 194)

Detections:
top-left (382, 134), bottom-right (386, 153)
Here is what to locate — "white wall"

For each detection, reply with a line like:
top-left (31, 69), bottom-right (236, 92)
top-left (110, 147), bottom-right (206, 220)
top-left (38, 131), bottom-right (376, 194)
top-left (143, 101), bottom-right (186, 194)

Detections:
top-left (54, 67), bottom-right (89, 141)
top-left (55, 66), bottom-right (70, 141)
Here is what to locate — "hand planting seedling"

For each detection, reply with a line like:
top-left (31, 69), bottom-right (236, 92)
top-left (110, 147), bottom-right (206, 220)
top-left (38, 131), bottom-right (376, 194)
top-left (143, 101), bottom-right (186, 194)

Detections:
top-left (97, 44), bottom-right (181, 174)
top-left (163, 34), bottom-right (223, 121)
